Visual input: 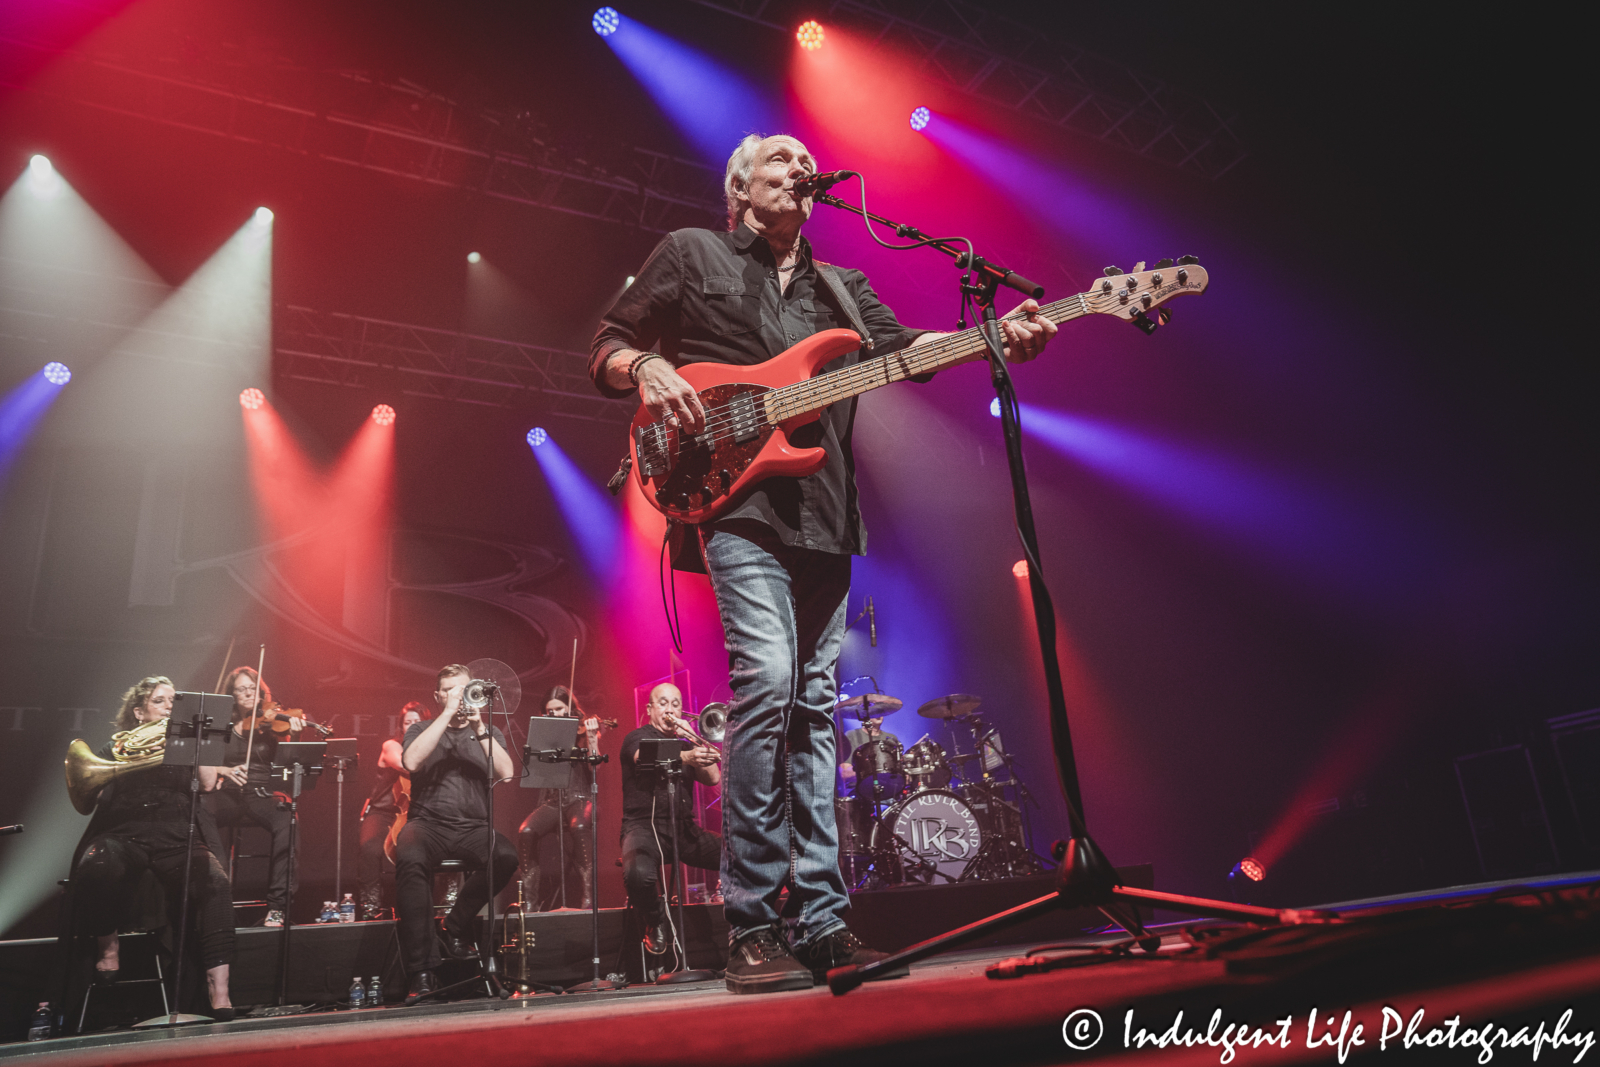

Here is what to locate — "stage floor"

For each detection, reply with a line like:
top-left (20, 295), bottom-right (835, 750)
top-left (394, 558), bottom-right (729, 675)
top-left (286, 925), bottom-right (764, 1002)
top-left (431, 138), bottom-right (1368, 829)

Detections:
top-left (6, 874), bottom-right (1600, 1067)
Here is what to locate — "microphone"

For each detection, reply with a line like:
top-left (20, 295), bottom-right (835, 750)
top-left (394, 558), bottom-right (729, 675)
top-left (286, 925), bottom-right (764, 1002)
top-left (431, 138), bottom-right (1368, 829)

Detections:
top-left (868, 596), bottom-right (876, 647)
top-left (0, 824), bottom-right (21, 836)
top-left (793, 170), bottom-right (857, 197)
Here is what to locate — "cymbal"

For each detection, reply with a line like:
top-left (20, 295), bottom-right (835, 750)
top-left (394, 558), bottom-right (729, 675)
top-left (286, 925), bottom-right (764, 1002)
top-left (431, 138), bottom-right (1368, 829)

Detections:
top-left (836, 693), bottom-right (904, 715)
top-left (917, 694), bottom-right (982, 719)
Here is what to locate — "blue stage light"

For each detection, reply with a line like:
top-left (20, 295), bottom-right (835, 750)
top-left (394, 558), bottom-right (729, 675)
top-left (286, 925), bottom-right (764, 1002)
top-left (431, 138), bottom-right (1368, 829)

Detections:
top-left (42, 362), bottom-right (71, 386)
top-left (909, 106), bottom-right (931, 131)
top-left (527, 427), bottom-right (549, 447)
top-left (593, 7), bottom-right (620, 35)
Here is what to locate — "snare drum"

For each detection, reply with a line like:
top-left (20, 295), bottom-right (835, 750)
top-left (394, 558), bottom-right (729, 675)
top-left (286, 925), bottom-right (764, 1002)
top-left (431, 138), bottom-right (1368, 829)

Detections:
top-left (849, 736), bottom-right (904, 800)
top-left (902, 738), bottom-right (952, 791)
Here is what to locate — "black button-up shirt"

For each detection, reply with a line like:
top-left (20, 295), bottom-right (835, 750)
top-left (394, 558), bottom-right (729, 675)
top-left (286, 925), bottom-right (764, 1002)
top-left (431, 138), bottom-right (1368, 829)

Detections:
top-left (591, 223), bottom-right (927, 559)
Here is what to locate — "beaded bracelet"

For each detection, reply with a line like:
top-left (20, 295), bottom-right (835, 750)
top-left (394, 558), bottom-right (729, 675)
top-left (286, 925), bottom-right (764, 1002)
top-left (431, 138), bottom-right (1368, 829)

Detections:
top-left (627, 352), bottom-right (666, 386)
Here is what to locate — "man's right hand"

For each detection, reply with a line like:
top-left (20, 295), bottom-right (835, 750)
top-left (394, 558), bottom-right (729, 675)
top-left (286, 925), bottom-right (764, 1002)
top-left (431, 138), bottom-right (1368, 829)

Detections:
top-left (635, 357), bottom-right (705, 435)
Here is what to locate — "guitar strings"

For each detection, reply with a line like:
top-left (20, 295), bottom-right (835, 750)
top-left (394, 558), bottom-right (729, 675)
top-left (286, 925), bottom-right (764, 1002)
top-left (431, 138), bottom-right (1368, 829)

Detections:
top-left (654, 286), bottom-right (1131, 451)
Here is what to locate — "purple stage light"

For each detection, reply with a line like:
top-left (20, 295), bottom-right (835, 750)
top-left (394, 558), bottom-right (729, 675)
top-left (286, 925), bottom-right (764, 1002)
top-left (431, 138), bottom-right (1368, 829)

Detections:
top-left (526, 427), bottom-right (548, 447)
top-left (529, 434), bottom-right (618, 583)
top-left (909, 106), bottom-right (930, 131)
top-left (592, 6), bottom-right (620, 36)
top-left (2, 370), bottom-right (70, 484)
top-left (42, 362), bottom-right (71, 386)
top-left (601, 17), bottom-right (777, 163)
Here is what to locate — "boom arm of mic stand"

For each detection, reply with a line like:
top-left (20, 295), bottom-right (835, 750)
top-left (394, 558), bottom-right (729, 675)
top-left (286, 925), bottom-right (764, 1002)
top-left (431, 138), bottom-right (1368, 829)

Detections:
top-left (813, 193), bottom-right (1044, 300)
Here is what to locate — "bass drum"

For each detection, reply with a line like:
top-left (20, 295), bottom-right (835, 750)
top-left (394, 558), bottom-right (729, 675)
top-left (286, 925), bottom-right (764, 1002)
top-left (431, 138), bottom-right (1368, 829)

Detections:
top-left (869, 788), bottom-right (983, 885)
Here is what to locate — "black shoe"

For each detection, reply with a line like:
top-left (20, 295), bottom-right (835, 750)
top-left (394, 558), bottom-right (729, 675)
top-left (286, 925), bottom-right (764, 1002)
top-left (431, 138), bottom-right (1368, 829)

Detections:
top-left (404, 971), bottom-right (437, 1004)
top-left (793, 927), bottom-right (908, 985)
top-left (724, 927), bottom-right (813, 995)
top-left (441, 924), bottom-right (476, 960)
top-left (93, 967), bottom-right (119, 986)
top-left (643, 918), bottom-right (670, 955)
top-left (209, 1006), bottom-right (236, 1022)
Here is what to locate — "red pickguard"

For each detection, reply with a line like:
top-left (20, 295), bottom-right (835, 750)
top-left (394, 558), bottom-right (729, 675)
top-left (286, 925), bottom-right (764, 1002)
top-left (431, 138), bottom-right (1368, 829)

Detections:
top-left (630, 329), bottom-right (864, 524)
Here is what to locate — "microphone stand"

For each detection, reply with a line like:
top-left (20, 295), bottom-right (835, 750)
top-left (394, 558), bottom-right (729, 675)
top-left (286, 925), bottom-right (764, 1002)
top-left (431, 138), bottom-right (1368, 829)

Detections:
top-left (812, 193), bottom-right (1312, 995)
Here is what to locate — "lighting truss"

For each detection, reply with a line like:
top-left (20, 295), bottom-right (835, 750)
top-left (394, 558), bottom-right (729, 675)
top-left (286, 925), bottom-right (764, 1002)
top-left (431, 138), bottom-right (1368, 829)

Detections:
top-left (688, 0), bottom-right (1246, 180)
top-left (4, 37), bottom-right (725, 233)
top-left (274, 305), bottom-right (633, 424)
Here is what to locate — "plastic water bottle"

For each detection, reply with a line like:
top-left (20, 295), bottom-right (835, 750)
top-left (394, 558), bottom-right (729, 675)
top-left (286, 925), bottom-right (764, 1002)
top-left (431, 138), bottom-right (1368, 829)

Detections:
top-left (27, 1002), bottom-right (50, 1042)
top-left (319, 901), bottom-right (337, 924)
top-left (367, 976), bottom-right (382, 1007)
top-left (348, 977), bottom-right (365, 1009)
top-left (339, 893), bottom-right (355, 923)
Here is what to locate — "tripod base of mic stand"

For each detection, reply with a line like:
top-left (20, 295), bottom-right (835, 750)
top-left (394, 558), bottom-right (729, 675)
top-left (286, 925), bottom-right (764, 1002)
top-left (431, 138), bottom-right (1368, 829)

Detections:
top-left (133, 1012), bottom-right (215, 1028)
top-left (826, 834), bottom-right (1312, 996)
top-left (655, 968), bottom-right (717, 985)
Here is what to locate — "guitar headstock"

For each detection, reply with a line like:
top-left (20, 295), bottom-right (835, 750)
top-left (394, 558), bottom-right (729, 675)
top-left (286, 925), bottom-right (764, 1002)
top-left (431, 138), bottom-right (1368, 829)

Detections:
top-left (1084, 255), bottom-right (1209, 334)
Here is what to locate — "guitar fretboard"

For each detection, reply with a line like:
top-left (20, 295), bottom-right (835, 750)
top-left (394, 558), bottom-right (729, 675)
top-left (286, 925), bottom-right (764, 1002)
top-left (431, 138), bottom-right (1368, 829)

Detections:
top-left (762, 293), bottom-right (1091, 424)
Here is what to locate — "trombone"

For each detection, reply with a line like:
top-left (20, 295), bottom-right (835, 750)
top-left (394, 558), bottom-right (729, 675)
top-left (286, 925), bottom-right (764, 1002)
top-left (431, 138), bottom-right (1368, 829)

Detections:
top-left (663, 702), bottom-right (728, 755)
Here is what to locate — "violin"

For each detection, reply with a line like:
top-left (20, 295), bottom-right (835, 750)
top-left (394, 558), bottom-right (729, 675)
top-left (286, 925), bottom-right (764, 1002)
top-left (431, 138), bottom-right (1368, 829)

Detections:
top-left (240, 702), bottom-right (332, 738)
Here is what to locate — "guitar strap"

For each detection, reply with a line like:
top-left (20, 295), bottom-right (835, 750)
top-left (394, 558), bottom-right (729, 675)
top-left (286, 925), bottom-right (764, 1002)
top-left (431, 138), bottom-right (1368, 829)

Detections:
top-left (813, 261), bottom-right (874, 353)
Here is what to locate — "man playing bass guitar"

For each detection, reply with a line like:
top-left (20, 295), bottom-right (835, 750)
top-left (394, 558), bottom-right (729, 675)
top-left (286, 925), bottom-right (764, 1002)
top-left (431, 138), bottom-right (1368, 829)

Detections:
top-left (590, 132), bottom-right (1054, 993)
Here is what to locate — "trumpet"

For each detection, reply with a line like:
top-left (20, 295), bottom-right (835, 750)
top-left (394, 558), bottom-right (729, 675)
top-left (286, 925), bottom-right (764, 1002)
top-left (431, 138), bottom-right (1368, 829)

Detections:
top-left (64, 718), bottom-right (169, 815)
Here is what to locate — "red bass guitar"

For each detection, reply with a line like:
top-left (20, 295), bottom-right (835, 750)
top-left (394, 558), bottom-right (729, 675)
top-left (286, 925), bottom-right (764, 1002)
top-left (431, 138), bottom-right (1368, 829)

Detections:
top-left (630, 258), bottom-right (1209, 523)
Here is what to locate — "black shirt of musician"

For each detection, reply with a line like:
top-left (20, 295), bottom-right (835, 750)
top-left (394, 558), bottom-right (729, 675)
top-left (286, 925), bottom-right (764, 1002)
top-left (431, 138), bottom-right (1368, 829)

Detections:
top-left (222, 726), bottom-right (283, 789)
top-left (590, 223), bottom-right (930, 563)
top-left (619, 726), bottom-right (697, 830)
top-left (402, 722), bottom-right (508, 830)
top-left (365, 759), bottom-right (403, 815)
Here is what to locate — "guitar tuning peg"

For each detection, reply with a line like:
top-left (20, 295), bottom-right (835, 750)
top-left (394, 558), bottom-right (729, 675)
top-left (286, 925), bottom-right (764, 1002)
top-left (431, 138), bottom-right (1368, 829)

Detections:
top-left (1102, 266), bottom-right (1124, 277)
top-left (1154, 258), bottom-right (1174, 269)
top-left (1176, 254), bottom-right (1199, 265)
top-left (1130, 261), bottom-right (1145, 273)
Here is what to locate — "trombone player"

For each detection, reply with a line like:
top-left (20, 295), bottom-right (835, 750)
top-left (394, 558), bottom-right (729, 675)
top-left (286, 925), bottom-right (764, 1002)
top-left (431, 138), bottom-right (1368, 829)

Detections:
top-left (66, 675), bottom-right (237, 1019)
top-left (619, 683), bottom-right (722, 956)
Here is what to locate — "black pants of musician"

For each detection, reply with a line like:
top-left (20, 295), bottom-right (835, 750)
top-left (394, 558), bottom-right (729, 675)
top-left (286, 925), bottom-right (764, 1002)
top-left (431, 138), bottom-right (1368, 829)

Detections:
top-left (357, 810), bottom-right (398, 919)
top-left (74, 823), bottom-right (236, 969)
top-left (393, 818), bottom-right (518, 975)
top-left (517, 797), bottom-right (593, 910)
top-left (208, 787), bottom-right (294, 913)
top-left (620, 821), bottom-right (722, 925)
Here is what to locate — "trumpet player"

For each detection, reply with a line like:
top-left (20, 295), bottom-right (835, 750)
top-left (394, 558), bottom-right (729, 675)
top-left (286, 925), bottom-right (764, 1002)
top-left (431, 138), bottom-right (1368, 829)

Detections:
top-left (68, 676), bottom-right (237, 1019)
top-left (394, 664), bottom-right (518, 1003)
top-left (620, 683), bottom-right (722, 956)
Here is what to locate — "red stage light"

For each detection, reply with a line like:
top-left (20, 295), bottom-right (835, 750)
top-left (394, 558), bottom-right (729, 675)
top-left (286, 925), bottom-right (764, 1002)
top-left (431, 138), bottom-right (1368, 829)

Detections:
top-left (1012, 560), bottom-right (1028, 578)
top-left (371, 404), bottom-right (396, 426)
top-left (239, 387), bottom-right (264, 410)
top-left (1239, 857), bottom-right (1266, 882)
top-left (796, 20), bottom-right (824, 50)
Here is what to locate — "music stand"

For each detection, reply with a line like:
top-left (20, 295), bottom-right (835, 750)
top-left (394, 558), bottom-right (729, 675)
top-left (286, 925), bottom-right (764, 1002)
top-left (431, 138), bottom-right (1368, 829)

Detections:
top-left (133, 693), bottom-right (230, 1028)
top-left (267, 737), bottom-right (335, 1006)
top-left (638, 737), bottom-right (716, 984)
top-left (523, 717), bottom-right (618, 993)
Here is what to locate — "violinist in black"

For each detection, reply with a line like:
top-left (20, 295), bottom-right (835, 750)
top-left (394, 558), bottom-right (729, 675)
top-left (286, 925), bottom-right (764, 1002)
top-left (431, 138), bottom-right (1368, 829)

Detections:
top-left (357, 701), bottom-right (428, 920)
top-left (516, 686), bottom-right (600, 910)
top-left (206, 666), bottom-right (301, 926)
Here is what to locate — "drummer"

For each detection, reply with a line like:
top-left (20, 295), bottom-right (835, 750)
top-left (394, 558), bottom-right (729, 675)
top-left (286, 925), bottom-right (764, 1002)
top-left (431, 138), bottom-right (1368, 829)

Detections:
top-left (838, 715), bottom-right (901, 792)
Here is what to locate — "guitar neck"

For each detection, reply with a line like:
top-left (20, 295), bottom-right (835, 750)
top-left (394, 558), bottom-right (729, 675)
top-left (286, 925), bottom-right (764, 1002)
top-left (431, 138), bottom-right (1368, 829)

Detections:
top-left (763, 293), bottom-right (1091, 424)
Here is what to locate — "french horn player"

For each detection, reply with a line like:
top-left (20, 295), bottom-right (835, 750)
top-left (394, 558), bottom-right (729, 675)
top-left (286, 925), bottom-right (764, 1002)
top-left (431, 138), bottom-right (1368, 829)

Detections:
top-left (64, 675), bottom-right (237, 1019)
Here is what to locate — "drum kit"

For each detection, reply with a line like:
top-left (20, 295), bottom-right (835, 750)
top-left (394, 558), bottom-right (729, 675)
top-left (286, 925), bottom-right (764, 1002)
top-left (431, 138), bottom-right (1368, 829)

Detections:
top-left (835, 692), bottom-right (1045, 890)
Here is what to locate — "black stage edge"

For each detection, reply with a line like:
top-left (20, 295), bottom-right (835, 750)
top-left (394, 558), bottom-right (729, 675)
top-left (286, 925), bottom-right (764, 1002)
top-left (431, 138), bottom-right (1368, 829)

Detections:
top-left (843, 865), bottom-right (1153, 953)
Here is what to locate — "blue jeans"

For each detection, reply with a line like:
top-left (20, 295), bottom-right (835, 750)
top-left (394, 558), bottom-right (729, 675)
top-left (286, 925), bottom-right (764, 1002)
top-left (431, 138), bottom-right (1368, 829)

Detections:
top-left (701, 520), bottom-right (852, 948)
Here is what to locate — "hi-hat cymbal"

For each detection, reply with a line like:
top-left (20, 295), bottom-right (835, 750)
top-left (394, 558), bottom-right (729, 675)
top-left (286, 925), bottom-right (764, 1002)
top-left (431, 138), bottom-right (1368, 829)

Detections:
top-left (836, 693), bottom-right (904, 715)
top-left (917, 694), bottom-right (982, 719)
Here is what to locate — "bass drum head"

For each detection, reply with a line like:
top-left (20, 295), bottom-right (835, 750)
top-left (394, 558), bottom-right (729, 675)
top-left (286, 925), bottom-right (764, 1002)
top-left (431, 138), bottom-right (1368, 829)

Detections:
top-left (870, 788), bottom-right (983, 885)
